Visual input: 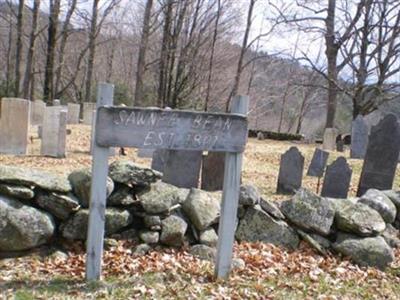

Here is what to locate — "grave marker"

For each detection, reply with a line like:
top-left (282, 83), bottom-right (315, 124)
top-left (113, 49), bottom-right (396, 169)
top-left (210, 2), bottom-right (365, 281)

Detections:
top-left (350, 115), bottom-right (368, 159)
top-left (30, 100), bottom-right (46, 126)
top-left (277, 147), bottom-right (304, 194)
top-left (201, 152), bottom-right (225, 191)
top-left (83, 102), bottom-right (96, 125)
top-left (357, 114), bottom-right (400, 196)
top-left (67, 103), bottom-right (80, 124)
top-left (321, 157), bottom-right (352, 198)
top-left (86, 84), bottom-right (248, 281)
top-left (0, 98), bottom-right (30, 155)
top-left (40, 106), bottom-right (67, 158)
top-left (307, 148), bottom-right (329, 177)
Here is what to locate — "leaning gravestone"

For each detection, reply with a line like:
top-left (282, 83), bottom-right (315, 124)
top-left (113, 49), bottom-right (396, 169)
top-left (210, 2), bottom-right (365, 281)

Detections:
top-left (321, 157), bottom-right (352, 198)
top-left (40, 106), bottom-right (67, 158)
top-left (30, 100), bottom-right (46, 126)
top-left (163, 150), bottom-right (203, 188)
top-left (67, 103), bottom-right (80, 124)
top-left (277, 147), bottom-right (304, 194)
top-left (201, 152), bottom-right (225, 191)
top-left (322, 128), bottom-right (338, 151)
top-left (83, 102), bottom-right (96, 125)
top-left (357, 114), bottom-right (400, 196)
top-left (351, 115), bottom-right (368, 159)
top-left (307, 148), bottom-right (329, 177)
top-left (0, 98), bottom-right (30, 155)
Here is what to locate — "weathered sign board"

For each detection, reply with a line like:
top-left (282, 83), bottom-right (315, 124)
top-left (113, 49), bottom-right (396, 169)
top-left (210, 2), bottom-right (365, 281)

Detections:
top-left (86, 83), bottom-right (248, 282)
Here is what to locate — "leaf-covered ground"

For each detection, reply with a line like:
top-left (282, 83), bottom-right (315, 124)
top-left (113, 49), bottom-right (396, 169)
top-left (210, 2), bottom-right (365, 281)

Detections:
top-left (1, 125), bottom-right (400, 299)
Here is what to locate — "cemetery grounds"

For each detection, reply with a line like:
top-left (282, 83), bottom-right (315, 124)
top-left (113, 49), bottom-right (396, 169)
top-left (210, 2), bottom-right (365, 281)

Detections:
top-left (0, 125), bottom-right (400, 299)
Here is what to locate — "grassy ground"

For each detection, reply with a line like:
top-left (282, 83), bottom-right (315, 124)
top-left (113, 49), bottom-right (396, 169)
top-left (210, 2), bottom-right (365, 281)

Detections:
top-left (1, 125), bottom-right (400, 299)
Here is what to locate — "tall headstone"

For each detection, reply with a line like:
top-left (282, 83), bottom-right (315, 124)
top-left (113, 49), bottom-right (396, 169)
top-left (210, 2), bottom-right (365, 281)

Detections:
top-left (201, 152), bottom-right (225, 191)
top-left (0, 98), bottom-right (30, 155)
top-left (276, 146), bottom-right (304, 194)
top-left (163, 150), bottom-right (202, 188)
top-left (357, 114), bottom-right (400, 196)
top-left (30, 100), bottom-right (46, 126)
top-left (307, 148), bottom-right (329, 177)
top-left (321, 157), bottom-right (352, 198)
top-left (151, 149), bottom-right (168, 172)
top-left (67, 103), bottom-right (80, 124)
top-left (83, 102), bottom-right (96, 125)
top-left (350, 115), bottom-right (368, 159)
top-left (40, 106), bottom-right (67, 158)
top-left (322, 128), bottom-right (339, 151)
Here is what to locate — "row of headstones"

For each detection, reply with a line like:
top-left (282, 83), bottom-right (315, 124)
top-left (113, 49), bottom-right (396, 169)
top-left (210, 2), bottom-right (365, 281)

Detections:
top-left (0, 98), bottom-right (98, 157)
top-left (278, 114), bottom-right (400, 197)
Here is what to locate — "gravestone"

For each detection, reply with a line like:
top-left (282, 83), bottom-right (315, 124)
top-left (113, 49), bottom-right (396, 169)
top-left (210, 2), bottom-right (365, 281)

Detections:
top-left (151, 149), bottom-right (168, 172)
top-left (30, 100), bottom-right (46, 126)
top-left (53, 99), bottom-right (61, 106)
top-left (0, 98), bottom-right (30, 155)
top-left (322, 128), bottom-right (338, 151)
top-left (336, 139), bottom-right (344, 152)
top-left (201, 152), bottom-right (225, 191)
top-left (350, 115), bottom-right (368, 159)
top-left (307, 148), bottom-right (329, 177)
top-left (162, 150), bottom-right (203, 188)
top-left (40, 106), bottom-right (67, 158)
top-left (321, 157), bottom-right (352, 198)
top-left (67, 103), bottom-right (80, 124)
top-left (357, 114), bottom-right (400, 196)
top-left (276, 146), bottom-right (304, 194)
top-left (83, 102), bottom-right (96, 125)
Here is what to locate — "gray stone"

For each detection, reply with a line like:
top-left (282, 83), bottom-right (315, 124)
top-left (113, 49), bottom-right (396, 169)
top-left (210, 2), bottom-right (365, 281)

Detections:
top-left (322, 128), bottom-right (339, 151)
top-left (357, 114), bottom-right (400, 196)
top-left (307, 148), bottom-right (329, 177)
top-left (321, 157), bottom-right (352, 199)
top-left (0, 195), bottom-right (55, 251)
top-left (50, 250), bottom-right (69, 260)
top-left (236, 207), bottom-right (299, 250)
top-left (36, 192), bottom-right (80, 220)
top-left (151, 149), bottom-right (168, 173)
top-left (160, 215), bottom-right (188, 246)
top-left (68, 168), bottom-right (114, 208)
top-left (351, 115), bottom-right (369, 159)
top-left (280, 189), bottom-right (335, 236)
top-left (104, 238), bottom-right (119, 250)
top-left (138, 181), bottom-right (186, 214)
top-left (199, 228), bottom-right (218, 247)
top-left (61, 208), bottom-right (132, 240)
top-left (182, 189), bottom-right (221, 231)
top-left (297, 229), bottom-right (329, 256)
top-left (382, 224), bottom-right (400, 248)
top-left (41, 107), bottom-right (67, 158)
top-left (134, 243), bottom-right (151, 256)
top-left (232, 258), bottom-right (246, 269)
top-left (82, 102), bottom-right (96, 125)
top-left (0, 184), bottom-right (34, 199)
top-left (0, 98), bottom-right (30, 155)
top-left (143, 215), bottom-right (161, 229)
top-left (111, 228), bottom-right (138, 241)
top-left (163, 150), bottom-right (202, 188)
top-left (189, 244), bottom-right (216, 261)
top-left (139, 230), bottom-right (160, 244)
top-left (107, 185), bottom-right (135, 206)
top-left (259, 198), bottom-right (285, 220)
top-left (382, 190), bottom-right (400, 211)
top-left (276, 147), bottom-right (304, 195)
top-left (67, 103), bottom-right (80, 124)
top-left (239, 185), bottom-right (260, 206)
top-left (335, 202), bottom-right (386, 236)
top-left (0, 165), bottom-right (71, 193)
top-left (30, 100), bottom-right (46, 126)
top-left (333, 233), bottom-right (394, 269)
top-left (109, 160), bottom-right (161, 187)
top-left (359, 189), bottom-right (397, 223)
top-left (201, 152), bottom-right (225, 191)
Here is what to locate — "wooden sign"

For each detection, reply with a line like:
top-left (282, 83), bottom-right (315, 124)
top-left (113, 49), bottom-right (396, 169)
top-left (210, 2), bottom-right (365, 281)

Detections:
top-left (95, 107), bottom-right (248, 152)
top-left (86, 83), bottom-right (248, 282)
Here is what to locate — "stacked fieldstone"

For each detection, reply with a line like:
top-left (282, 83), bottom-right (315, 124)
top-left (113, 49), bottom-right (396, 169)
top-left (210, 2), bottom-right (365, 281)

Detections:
top-left (0, 162), bottom-right (399, 270)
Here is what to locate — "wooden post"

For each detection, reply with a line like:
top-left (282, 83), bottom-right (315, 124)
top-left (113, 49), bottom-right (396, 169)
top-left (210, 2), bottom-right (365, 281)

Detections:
top-left (85, 83), bottom-right (114, 281)
top-left (215, 95), bottom-right (249, 279)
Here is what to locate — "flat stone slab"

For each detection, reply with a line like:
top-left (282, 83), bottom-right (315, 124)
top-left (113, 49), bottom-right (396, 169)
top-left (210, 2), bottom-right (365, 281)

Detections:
top-left (277, 147), bottom-right (304, 194)
top-left (351, 115), bottom-right (368, 159)
top-left (307, 148), bottom-right (329, 177)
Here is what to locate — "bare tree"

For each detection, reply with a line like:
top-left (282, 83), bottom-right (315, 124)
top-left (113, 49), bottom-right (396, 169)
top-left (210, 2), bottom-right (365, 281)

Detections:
top-left (14, 0), bottom-right (25, 97)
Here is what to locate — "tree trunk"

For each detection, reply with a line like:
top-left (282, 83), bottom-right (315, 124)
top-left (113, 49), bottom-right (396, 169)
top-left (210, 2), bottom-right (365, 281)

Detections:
top-left (5, 11), bottom-right (13, 96)
top-left (14, 0), bottom-right (25, 97)
top-left (85, 0), bottom-right (99, 103)
top-left (22, 0), bottom-right (40, 100)
top-left (134, 0), bottom-right (153, 106)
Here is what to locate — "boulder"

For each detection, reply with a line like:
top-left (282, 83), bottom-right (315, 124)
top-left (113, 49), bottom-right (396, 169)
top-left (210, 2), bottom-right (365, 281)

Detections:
top-left (189, 244), bottom-right (216, 261)
top-left (61, 208), bottom-right (132, 240)
top-left (134, 243), bottom-right (151, 256)
top-left (281, 189), bottom-right (335, 236)
top-left (160, 215), bottom-right (188, 246)
top-left (107, 185), bottom-right (136, 206)
top-left (0, 184), bottom-right (34, 200)
top-left (108, 160), bottom-right (161, 187)
top-left (138, 181), bottom-right (187, 214)
top-left (0, 195), bottom-right (55, 251)
top-left (359, 189), bottom-right (397, 223)
top-left (36, 192), bottom-right (80, 220)
top-left (139, 230), bottom-right (160, 244)
top-left (335, 202), bottom-right (386, 236)
top-left (333, 233), bottom-right (394, 269)
top-left (0, 165), bottom-right (71, 193)
top-left (236, 207), bottom-right (299, 250)
top-left (143, 215), bottom-right (161, 229)
top-left (68, 168), bottom-right (114, 208)
top-left (297, 229), bottom-right (329, 256)
top-left (259, 198), bottom-right (285, 220)
top-left (239, 185), bottom-right (260, 206)
top-left (199, 228), bottom-right (218, 247)
top-left (383, 190), bottom-right (400, 211)
top-left (182, 189), bottom-right (221, 231)
top-left (382, 224), bottom-right (400, 248)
